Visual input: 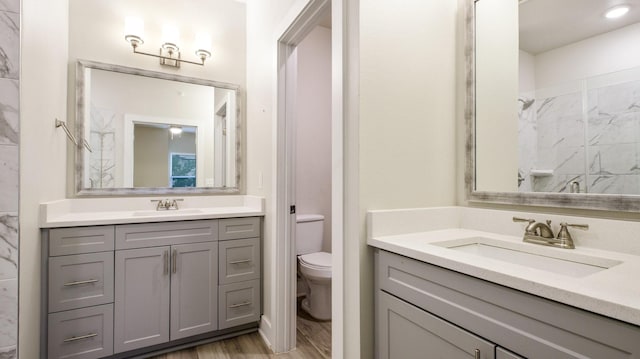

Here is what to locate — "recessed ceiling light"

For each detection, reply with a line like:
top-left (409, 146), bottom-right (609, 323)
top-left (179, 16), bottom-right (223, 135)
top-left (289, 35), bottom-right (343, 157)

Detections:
top-left (605, 5), bottom-right (630, 19)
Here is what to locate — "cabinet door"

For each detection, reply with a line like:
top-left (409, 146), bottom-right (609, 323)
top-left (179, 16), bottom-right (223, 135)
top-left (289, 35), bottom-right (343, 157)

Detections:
top-left (114, 247), bottom-right (170, 353)
top-left (377, 291), bottom-right (495, 359)
top-left (497, 347), bottom-right (525, 359)
top-left (170, 242), bottom-right (218, 340)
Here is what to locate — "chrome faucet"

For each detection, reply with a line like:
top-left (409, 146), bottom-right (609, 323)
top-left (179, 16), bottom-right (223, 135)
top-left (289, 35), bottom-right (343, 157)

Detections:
top-left (513, 217), bottom-right (588, 249)
top-left (151, 198), bottom-right (184, 211)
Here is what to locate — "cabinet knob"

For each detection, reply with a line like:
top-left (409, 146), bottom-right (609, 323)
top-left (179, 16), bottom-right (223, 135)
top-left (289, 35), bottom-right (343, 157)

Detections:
top-left (474, 349), bottom-right (481, 359)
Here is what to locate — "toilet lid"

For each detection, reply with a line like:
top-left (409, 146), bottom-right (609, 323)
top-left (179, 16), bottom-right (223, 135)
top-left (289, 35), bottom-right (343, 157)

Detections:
top-left (299, 252), bottom-right (332, 268)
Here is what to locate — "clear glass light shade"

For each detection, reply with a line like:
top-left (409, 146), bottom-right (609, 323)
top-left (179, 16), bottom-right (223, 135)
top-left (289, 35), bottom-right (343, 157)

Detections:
top-left (194, 32), bottom-right (212, 52)
top-left (162, 24), bottom-right (180, 50)
top-left (605, 6), bottom-right (630, 19)
top-left (124, 17), bottom-right (144, 44)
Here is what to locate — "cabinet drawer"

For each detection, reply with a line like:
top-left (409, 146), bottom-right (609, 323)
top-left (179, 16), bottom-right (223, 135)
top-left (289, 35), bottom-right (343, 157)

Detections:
top-left (219, 217), bottom-right (261, 240)
top-left (377, 291), bottom-right (495, 359)
top-left (48, 304), bottom-right (114, 359)
top-left (219, 238), bottom-right (261, 284)
top-left (49, 252), bottom-right (114, 313)
top-left (115, 220), bottom-right (218, 249)
top-left (49, 226), bottom-right (114, 256)
top-left (219, 279), bottom-right (261, 329)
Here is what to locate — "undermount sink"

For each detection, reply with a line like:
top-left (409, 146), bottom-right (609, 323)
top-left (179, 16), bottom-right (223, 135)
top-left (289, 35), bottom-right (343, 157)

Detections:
top-left (432, 237), bottom-right (622, 278)
top-left (132, 209), bottom-right (204, 217)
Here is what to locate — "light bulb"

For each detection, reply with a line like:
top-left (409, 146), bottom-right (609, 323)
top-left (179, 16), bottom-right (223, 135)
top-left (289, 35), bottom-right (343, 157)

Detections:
top-left (124, 16), bottom-right (144, 45)
top-left (605, 6), bottom-right (630, 19)
top-left (162, 24), bottom-right (180, 51)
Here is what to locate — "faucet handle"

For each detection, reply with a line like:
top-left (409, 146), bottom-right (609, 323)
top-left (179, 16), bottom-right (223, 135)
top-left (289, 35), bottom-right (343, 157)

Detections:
top-left (561, 222), bottom-right (589, 230)
top-left (513, 217), bottom-right (535, 224)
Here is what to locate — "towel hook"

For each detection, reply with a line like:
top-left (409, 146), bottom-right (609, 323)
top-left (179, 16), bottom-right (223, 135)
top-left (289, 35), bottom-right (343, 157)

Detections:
top-left (55, 118), bottom-right (93, 153)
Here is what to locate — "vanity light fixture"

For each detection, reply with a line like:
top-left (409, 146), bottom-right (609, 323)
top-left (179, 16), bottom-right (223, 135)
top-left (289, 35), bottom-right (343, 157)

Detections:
top-left (124, 16), bottom-right (212, 68)
top-left (605, 5), bottom-right (630, 19)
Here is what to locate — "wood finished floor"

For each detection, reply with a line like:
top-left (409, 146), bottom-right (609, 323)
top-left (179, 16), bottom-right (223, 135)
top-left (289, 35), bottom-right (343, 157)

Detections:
top-left (150, 310), bottom-right (331, 359)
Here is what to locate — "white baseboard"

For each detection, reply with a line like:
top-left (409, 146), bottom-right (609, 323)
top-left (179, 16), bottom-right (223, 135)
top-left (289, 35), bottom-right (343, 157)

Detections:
top-left (258, 316), bottom-right (274, 352)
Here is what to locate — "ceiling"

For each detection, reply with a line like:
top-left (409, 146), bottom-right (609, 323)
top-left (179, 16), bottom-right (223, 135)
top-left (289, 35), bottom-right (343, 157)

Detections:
top-left (519, 0), bottom-right (640, 54)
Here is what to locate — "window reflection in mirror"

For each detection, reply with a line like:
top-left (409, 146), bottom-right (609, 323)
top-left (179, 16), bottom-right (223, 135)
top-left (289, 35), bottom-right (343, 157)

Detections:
top-left (475, 0), bottom-right (640, 195)
top-left (82, 65), bottom-right (238, 191)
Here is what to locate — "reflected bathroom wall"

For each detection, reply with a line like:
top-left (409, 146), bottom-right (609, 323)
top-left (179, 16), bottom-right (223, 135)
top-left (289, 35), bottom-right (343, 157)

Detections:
top-left (519, 67), bottom-right (640, 194)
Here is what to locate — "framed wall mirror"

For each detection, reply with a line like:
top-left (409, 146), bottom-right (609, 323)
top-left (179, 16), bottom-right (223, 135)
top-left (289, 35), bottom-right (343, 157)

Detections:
top-left (75, 60), bottom-right (241, 196)
top-left (467, 0), bottom-right (640, 211)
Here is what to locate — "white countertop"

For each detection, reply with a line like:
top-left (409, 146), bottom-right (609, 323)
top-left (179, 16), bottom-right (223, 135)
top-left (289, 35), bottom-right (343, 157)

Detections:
top-left (368, 228), bottom-right (640, 327)
top-left (40, 195), bottom-right (264, 228)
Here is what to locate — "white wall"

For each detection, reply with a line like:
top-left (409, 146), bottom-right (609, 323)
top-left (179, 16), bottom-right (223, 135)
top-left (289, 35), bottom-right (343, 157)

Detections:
top-left (535, 22), bottom-right (640, 89)
top-left (474, 0), bottom-right (519, 192)
top-left (68, 0), bottom-right (246, 86)
top-left (519, 50), bottom-right (536, 94)
top-left (295, 26), bottom-right (332, 252)
top-left (359, 0), bottom-right (458, 357)
top-left (19, 0), bottom-right (70, 357)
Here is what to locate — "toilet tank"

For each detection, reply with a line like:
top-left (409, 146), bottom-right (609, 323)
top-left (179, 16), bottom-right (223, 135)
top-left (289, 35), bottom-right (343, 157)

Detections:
top-left (296, 214), bottom-right (324, 255)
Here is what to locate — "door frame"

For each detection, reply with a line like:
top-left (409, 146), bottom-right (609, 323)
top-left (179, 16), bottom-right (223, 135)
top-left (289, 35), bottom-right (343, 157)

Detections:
top-left (273, 0), bottom-right (346, 354)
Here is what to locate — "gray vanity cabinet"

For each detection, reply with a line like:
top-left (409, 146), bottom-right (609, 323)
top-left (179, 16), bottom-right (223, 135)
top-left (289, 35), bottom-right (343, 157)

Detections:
top-left (113, 246), bottom-right (171, 353)
top-left (375, 249), bottom-right (640, 359)
top-left (43, 217), bottom-right (262, 359)
top-left (378, 290), bottom-right (495, 359)
top-left (170, 242), bottom-right (219, 340)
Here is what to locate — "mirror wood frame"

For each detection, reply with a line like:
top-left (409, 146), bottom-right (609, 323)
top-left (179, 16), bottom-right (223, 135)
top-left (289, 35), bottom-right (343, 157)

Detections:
top-left (74, 60), bottom-right (243, 196)
top-left (465, 0), bottom-right (640, 212)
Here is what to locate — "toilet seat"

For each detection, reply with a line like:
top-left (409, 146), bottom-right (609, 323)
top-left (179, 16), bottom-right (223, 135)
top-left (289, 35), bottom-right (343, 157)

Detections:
top-left (298, 252), bottom-right (332, 280)
top-left (299, 251), bottom-right (331, 268)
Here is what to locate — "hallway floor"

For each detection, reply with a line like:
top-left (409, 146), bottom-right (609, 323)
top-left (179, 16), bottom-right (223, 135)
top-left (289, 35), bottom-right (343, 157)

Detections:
top-left (151, 305), bottom-right (331, 358)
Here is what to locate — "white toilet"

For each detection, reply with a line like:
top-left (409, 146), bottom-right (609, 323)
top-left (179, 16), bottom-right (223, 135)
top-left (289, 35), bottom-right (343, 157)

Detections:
top-left (296, 214), bottom-right (332, 320)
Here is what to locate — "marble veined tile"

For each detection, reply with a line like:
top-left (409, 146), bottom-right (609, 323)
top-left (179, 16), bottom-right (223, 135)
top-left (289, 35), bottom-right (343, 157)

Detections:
top-left (587, 174), bottom-right (640, 195)
top-left (0, 345), bottom-right (16, 359)
top-left (0, 78), bottom-right (18, 145)
top-left (536, 92), bottom-right (582, 125)
top-left (0, 145), bottom-right (17, 212)
top-left (0, 0), bottom-right (18, 13)
top-left (554, 146), bottom-right (585, 175)
top-left (0, 214), bottom-right (16, 281)
top-left (588, 144), bottom-right (637, 175)
top-left (595, 80), bottom-right (640, 115)
top-left (588, 112), bottom-right (640, 146)
top-left (0, 278), bottom-right (16, 349)
top-left (0, 11), bottom-right (18, 80)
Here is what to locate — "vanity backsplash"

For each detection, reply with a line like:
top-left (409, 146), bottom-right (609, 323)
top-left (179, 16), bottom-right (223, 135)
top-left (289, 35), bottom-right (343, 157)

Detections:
top-left (367, 206), bottom-right (640, 256)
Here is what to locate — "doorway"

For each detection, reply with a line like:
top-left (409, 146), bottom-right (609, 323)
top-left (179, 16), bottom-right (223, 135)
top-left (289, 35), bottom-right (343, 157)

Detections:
top-left (274, 0), bottom-right (341, 355)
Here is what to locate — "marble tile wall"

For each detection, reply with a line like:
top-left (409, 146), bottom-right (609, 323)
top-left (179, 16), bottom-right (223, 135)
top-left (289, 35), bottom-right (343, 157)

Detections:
top-left (521, 77), bottom-right (640, 195)
top-left (0, 0), bottom-right (18, 357)
top-left (517, 95), bottom-right (536, 192)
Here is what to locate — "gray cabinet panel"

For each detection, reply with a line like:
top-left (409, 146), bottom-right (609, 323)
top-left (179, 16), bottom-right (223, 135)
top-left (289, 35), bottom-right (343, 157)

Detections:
top-left (115, 220), bottom-right (218, 249)
top-left (170, 242), bottom-right (218, 340)
top-left (377, 291), bottom-right (495, 359)
top-left (48, 304), bottom-right (114, 359)
top-left (377, 250), bottom-right (640, 358)
top-left (496, 347), bottom-right (525, 359)
top-left (114, 247), bottom-right (170, 353)
top-left (218, 217), bottom-right (260, 240)
top-left (218, 279), bottom-right (261, 330)
top-left (219, 238), bottom-right (260, 284)
top-left (49, 226), bottom-right (114, 256)
top-left (49, 252), bottom-right (114, 312)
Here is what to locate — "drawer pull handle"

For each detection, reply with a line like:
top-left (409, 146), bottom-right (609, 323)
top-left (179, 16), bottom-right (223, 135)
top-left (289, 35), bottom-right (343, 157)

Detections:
top-left (229, 301), bottom-right (252, 308)
top-left (172, 249), bottom-right (177, 274)
top-left (164, 250), bottom-right (169, 275)
top-left (63, 333), bottom-right (98, 343)
top-left (229, 259), bottom-right (252, 265)
top-left (474, 349), bottom-right (480, 359)
top-left (63, 279), bottom-right (98, 287)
